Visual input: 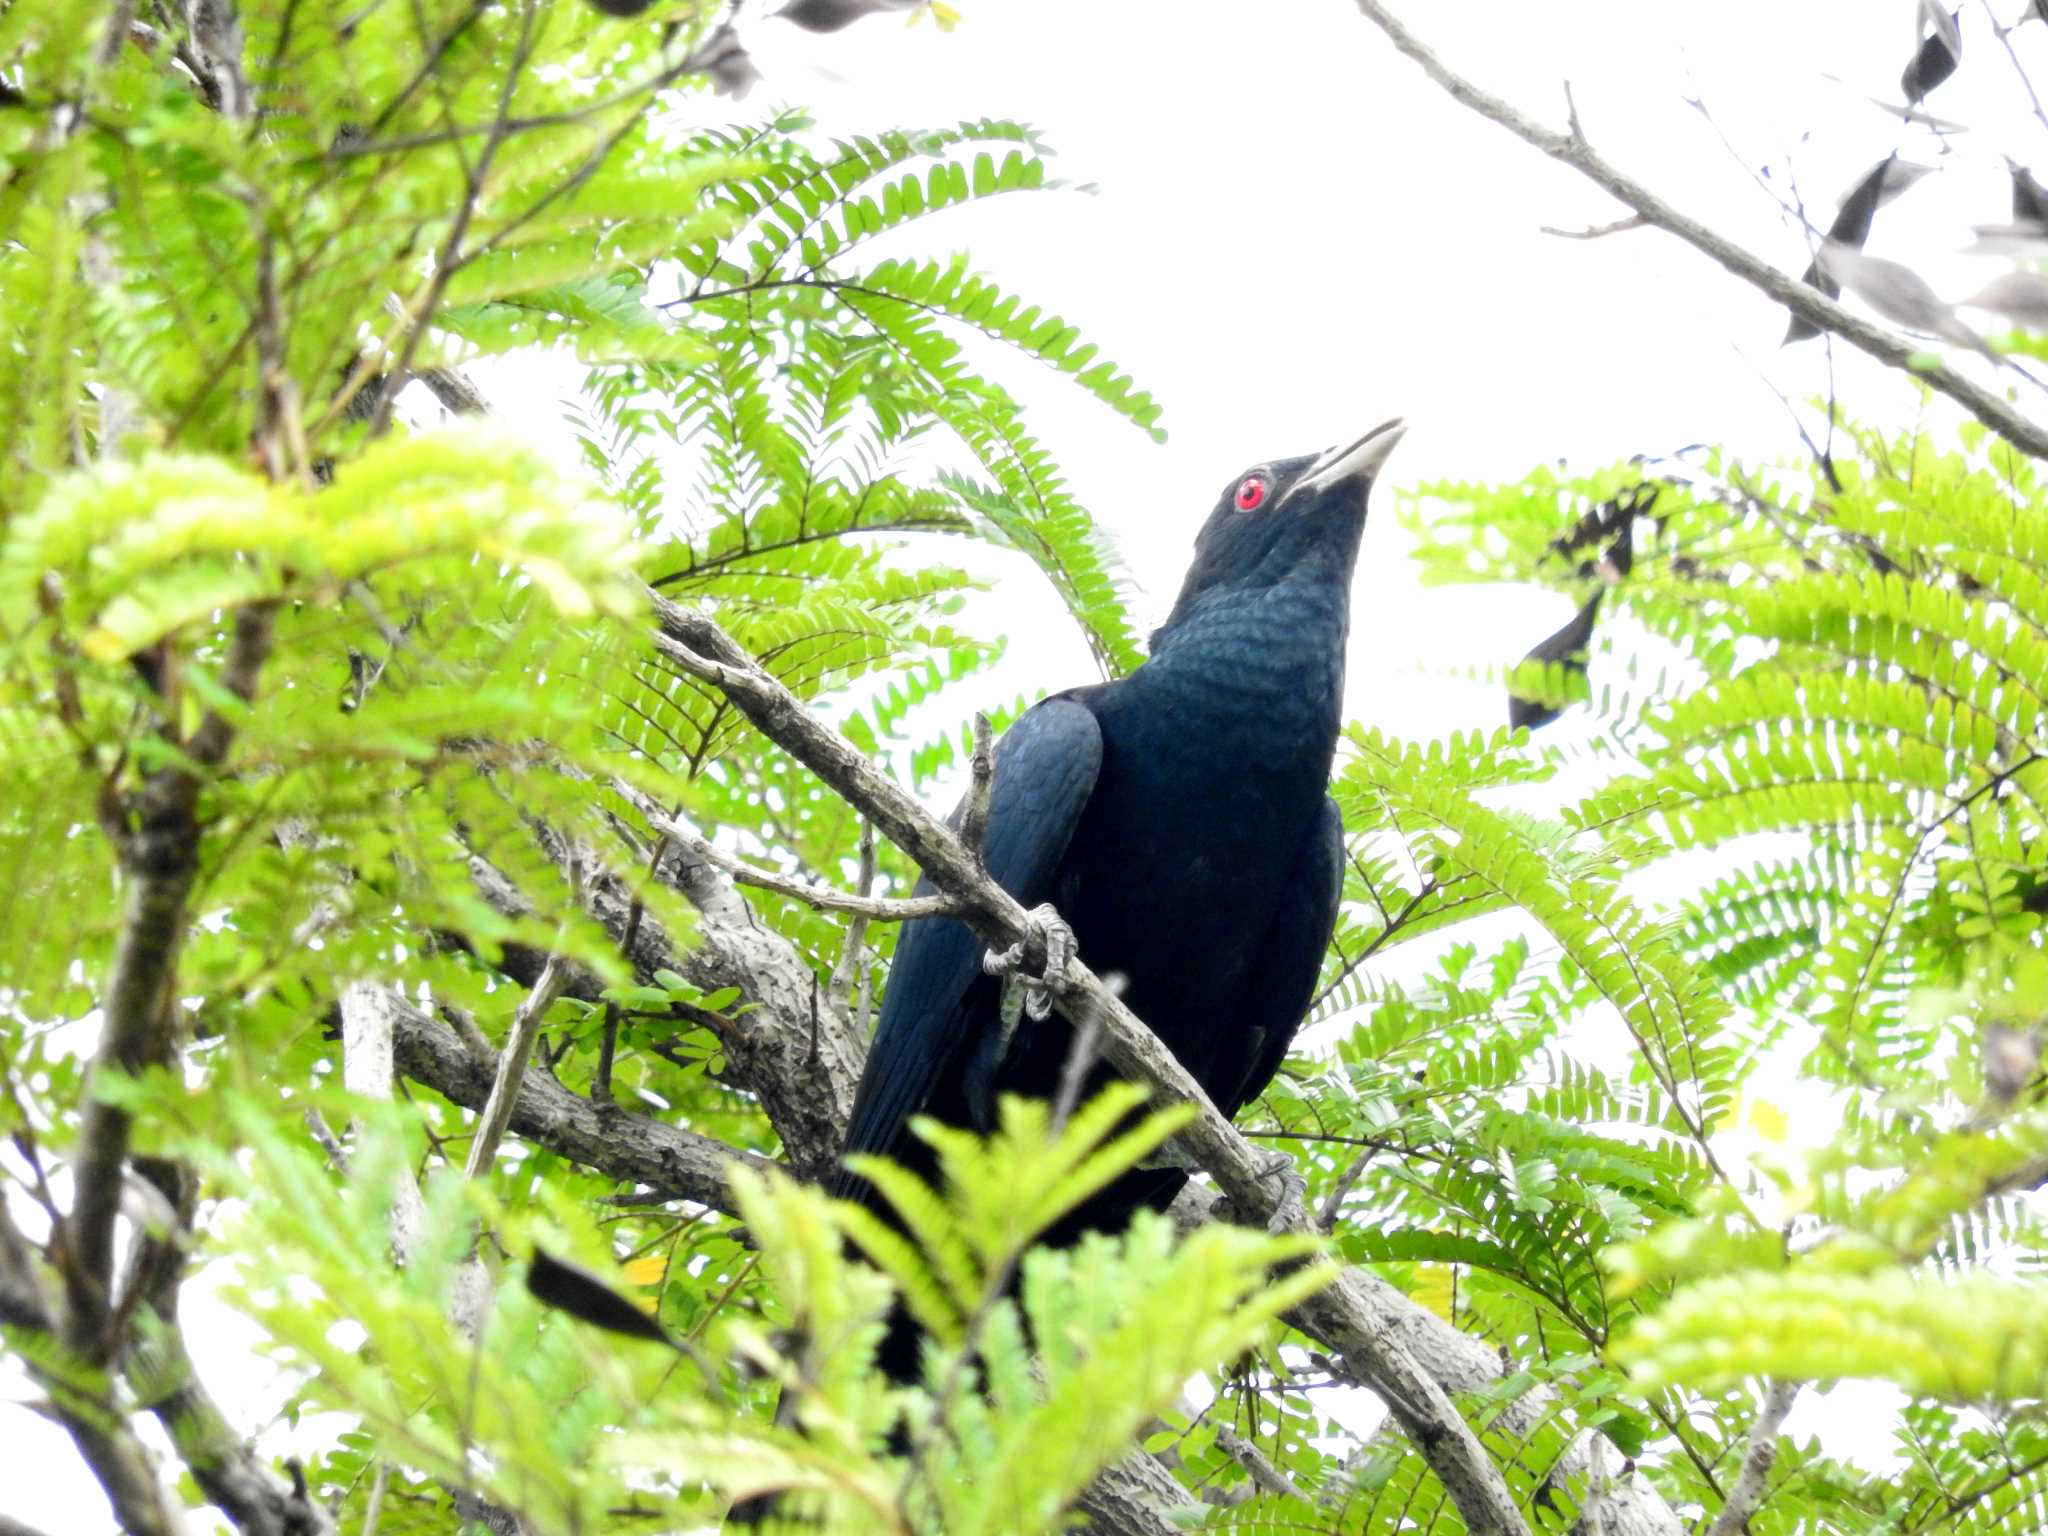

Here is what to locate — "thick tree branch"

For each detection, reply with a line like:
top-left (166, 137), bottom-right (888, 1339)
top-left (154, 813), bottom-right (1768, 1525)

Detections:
top-left (503, 818), bottom-right (868, 1184)
top-left (55, 1414), bottom-right (186, 1536)
top-left (68, 603), bottom-right (276, 1354)
top-left (1072, 1449), bottom-right (1196, 1536)
top-left (1346, 0), bottom-right (2048, 462)
top-left (137, 1323), bottom-right (330, 1536)
top-left (388, 989), bottom-right (769, 1207)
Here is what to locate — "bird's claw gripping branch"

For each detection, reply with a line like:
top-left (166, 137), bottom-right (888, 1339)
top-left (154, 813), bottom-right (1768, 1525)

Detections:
top-left (982, 902), bottom-right (1076, 1026)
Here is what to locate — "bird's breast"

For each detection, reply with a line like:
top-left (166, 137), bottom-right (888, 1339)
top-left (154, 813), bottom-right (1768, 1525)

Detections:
top-left (1049, 645), bottom-right (1340, 1082)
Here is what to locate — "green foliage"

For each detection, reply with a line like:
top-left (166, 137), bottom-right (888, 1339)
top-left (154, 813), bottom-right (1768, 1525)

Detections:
top-left (0, 3), bottom-right (1184, 1526)
top-left (701, 1088), bottom-right (1332, 1533)
top-left (102, 1067), bottom-right (1322, 1535)
top-left (1341, 416), bottom-right (2048, 1534)
top-left (6, 0), bottom-right (2048, 1532)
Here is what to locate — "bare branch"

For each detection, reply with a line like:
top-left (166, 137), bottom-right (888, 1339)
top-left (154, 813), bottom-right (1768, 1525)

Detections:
top-left (960, 712), bottom-right (995, 865)
top-left (470, 822), bottom-right (866, 1184)
top-left (69, 601), bottom-right (277, 1356)
top-left (1049, 974), bottom-right (1113, 1134)
top-left (1540, 213), bottom-right (1648, 240)
top-left (55, 1414), bottom-right (185, 1536)
top-left (1346, 0), bottom-right (2048, 461)
top-left (827, 820), bottom-right (879, 1015)
top-left (1215, 1425), bottom-right (1313, 1504)
top-left (341, 983), bottom-right (431, 1260)
top-left (1071, 1452), bottom-right (1190, 1536)
top-left (138, 1325), bottom-right (331, 1536)
top-left (597, 830), bottom-right (671, 1104)
top-left (1707, 1380), bottom-right (1798, 1536)
top-left (389, 988), bottom-right (766, 1208)
top-left (463, 956), bottom-right (569, 1179)
top-left (642, 809), bottom-right (958, 923)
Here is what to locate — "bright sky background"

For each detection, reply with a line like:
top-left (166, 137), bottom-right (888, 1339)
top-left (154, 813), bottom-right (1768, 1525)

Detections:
top-left (16, 0), bottom-right (2047, 1526)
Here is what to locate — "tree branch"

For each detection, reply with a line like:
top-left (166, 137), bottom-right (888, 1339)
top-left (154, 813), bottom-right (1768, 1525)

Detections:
top-left (388, 988), bottom-right (769, 1208)
top-left (67, 603), bottom-right (277, 1355)
top-left (826, 819), bottom-right (879, 1017)
top-left (463, 956), bottom-right (569, 1179)
top-left (1215, 1425), bottom-right (1313, 1504)
top-left (639, 808), bottom-right (959, 923)
top-left (137, 1323), bottom-right (330, 1536)
top-left (1707, 1380), bottom-right (1798, 1536)
top-left (476, 818), bottom-right (867, 1185)
top-left (1346, 0), bottom-right (2048, 462)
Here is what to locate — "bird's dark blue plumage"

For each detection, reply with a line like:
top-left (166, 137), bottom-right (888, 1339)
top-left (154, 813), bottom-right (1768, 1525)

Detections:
top-left (834, 420), bottom-right (1404, 1380)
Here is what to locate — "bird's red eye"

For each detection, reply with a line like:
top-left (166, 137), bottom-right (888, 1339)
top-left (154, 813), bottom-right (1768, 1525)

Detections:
top-left (1234, 475), bottom-right (1267, 511)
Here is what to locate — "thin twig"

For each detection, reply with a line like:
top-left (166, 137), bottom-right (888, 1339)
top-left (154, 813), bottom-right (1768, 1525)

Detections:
top-left (1539, 213), bottom-right (1647, 240)
top-left (1048, 975), bottom-right (1117, 1134)
top-left (597, 832), bottom-right (671, 1102)
top-left (367, 0), bottom-right (540, 436)
top-left (464, 956), bottom-right (569, 1179)
top-left (960, 712), bottom-right (995, 866)
top-left (826, 820), bottom-right (878, 1014)
top-left (304, 1109), bottom-right (349, 1171)
top-left (1215, 1425), bottom-right (1314, 1504)
top-left (644, 808), bottom-right (960, 923)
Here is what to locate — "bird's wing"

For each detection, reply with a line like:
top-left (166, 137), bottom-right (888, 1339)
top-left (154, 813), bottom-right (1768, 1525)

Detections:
top-left (1213, 796), bottom-right (1345, 1119)
top-left (834, 695), bottom-right (1103, 1193)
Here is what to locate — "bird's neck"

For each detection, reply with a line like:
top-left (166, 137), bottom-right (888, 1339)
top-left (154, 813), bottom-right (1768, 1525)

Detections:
top-left (1135, 575), bottom-right (1350, 762)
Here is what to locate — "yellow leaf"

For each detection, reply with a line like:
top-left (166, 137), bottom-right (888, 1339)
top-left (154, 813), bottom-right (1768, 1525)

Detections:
top-left (621, 1254), bottom-right (668, 1287)
top-left (1410, 1264), bottom-right (1455, 1322)
top-left (1749, 1099), bottom-right (1789, 1143)
top-left (485, 547), bottom-right (593, 616)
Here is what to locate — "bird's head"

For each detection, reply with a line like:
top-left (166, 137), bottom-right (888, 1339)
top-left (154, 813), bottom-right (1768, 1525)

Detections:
top-left (1155, 417), bottom-right (1405, 640)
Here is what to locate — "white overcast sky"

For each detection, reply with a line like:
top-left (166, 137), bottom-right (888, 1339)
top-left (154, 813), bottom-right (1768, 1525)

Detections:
top-left (16, 0), bottom-right (2045, 1526)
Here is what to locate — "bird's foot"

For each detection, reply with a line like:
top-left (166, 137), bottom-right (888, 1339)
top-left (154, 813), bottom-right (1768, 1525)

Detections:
top-left (1251, 1145), bottom-right (1308, 1233)
top-left (983, 902), bottom-right (1076, 1023)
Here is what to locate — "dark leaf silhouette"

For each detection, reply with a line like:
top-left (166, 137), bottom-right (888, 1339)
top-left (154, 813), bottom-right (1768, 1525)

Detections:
top-left (1508, 593), bottom-right (1603, 732)
top-left (777, 0), bottom-right (923, 31)
top-left (1966, 222), bottom-right (2048, 260)
top-left (1545, 484), bottom-right (1655, 573)
top-left (1901, 7), bottom-right (1961, 102)
top-left (1965, 270), bottom-right (2048, 330)
top-left (2012, 161), bottom-right (2048, 224)
top-left (1786, 157), bottom-right (1933, 341)
top-left (1817, 240), bottom-right (1994, 356)
top-left (698, 22), bottom-right (761, 97)
top-left (527, 1247), bottom-right (676, 1347)
top-left (1512, 509), bottom-right (1636, 731)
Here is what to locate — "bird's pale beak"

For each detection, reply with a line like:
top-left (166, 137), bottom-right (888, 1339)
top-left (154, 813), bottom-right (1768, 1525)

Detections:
top-left (1285, 417), bottom-right (1406, 506)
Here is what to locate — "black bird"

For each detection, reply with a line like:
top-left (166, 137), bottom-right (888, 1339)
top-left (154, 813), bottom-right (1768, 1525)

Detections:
top-left (837, 418), bottom-right (1405, 1380)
